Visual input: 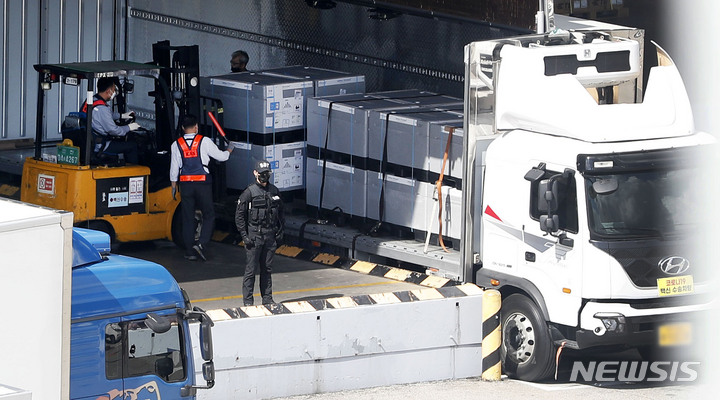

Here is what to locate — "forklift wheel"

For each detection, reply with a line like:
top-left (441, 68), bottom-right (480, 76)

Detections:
top-left (86, 220), bottom-right (116, 243)
top-left (171, 205), bottom-right (187, 249)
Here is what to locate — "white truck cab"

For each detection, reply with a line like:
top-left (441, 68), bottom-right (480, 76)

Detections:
top-left (465, 29), bottom-right (714, 380)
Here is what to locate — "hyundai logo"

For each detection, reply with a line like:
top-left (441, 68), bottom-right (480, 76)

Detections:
top-left (658, 256), bottom-right (690, 275)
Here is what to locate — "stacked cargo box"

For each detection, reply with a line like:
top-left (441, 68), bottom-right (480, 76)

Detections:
top-left (305, 89), bottom-right (465, 246)
top-left (306, 90), bottom-right (453, 217)
top-left (199, 67), bottom-right (365, 192)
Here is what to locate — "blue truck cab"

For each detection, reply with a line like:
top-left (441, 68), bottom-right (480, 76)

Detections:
top-left (69, 228), bottom-right (214, 399)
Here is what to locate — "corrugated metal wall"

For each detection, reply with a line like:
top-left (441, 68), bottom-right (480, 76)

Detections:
top-left (1, 0), bottom-right (530, 141)
top-left (0, 0), bottom-right (122, 142)
top-left (124, 0), bottom-right (528, 118)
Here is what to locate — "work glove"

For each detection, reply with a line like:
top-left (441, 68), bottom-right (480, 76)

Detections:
top-left (121, 111), bottom-right (135, 120)
top-left (172, 185), bottom-right (177, 201)
top-left (128, 122), bottom-right (141, 131)
top-left (243, 237), bottom-right (254, 250)
top-left (226, 142), bottom-right (235, 152)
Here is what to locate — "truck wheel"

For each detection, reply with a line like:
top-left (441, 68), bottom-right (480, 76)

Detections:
top-left (500, 294), bottom-right (555, 381)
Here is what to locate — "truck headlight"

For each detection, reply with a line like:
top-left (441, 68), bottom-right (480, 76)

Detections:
top-left (593, 312), bottom-right (626, 334)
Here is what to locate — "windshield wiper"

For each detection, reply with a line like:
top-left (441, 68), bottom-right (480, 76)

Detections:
top-left (618, 227), bottom-right (664, 239)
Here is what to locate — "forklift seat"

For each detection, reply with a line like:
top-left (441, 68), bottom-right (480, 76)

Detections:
top-left (62, 113), bottom-right (125, 167)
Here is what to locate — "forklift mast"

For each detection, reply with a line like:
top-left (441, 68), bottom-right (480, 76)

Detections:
top-left (152, 40), bottom-right (201, 153)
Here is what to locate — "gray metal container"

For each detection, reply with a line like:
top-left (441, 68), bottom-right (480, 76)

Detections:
top-left (366, 172), bottom-right (461, 239)
top-left (428, 121), bottom-right (464, 181)
top-left (306, 157), bottom-right (368, 218)
top-left (307, 93), bottom-right (427, 160)
top-left (400, 95), bottom-right (462, 108)
top-left (367, 109), bottom-right (464, 172)
top-left (200, 72), bottom-right (314, 134)
top-left (262, 65), bottom-right (366, 97)
top-left (225, 140), bottom-right (305, 192)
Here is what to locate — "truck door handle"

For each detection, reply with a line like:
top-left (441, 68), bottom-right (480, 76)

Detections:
top-left (525, 252), bottom-right (536, 262)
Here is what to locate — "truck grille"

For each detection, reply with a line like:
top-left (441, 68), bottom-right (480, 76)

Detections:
top-left (591, 239), bottom-right (709, 288)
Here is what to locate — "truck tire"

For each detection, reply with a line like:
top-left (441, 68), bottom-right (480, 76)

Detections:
top-left (500, 294), bottom-right (556, 381)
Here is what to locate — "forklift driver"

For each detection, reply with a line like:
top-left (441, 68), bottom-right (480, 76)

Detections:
top-left (81, 77), bottom-right (143, 164)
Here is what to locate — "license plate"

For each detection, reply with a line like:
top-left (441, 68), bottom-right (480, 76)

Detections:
top-left (658, 322), bottom-right (692, 347)
top-left (657, 275), bottom-right (693, 297)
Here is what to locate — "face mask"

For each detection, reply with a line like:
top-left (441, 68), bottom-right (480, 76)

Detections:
top-left (257, 171), bottom-right (270, 184)
top-left (231, 67), bottom-right (243, 73)
top-left (109, 90), bottom-right (117, 101)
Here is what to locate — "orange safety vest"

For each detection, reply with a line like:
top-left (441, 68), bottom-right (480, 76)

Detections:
top-left (178, 135), bottom-right (208, 182)
top-left (81, 98), bottom-right (107, 113)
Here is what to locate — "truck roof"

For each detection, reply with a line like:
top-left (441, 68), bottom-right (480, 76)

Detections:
top-left (71, 254), bottom-right (185, 321)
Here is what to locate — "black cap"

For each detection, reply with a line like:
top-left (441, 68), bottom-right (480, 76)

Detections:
top-left (255, 160), bottom-right (271, 172)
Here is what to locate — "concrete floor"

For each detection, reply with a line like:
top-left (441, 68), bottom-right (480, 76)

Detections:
top-left (114, 239), bottom-right (422, 311)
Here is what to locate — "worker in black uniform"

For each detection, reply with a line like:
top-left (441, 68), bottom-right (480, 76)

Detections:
top-left (230, 50), bottom-right (249, 72)
top-left (235, 160), bottom-right (284, 306)
top-left (170, 115), bottom-right (233, 261)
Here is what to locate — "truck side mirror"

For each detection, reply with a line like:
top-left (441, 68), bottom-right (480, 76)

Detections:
top-left (199, 317), bottom-right (214, 362)
top-left (202, 361), bottom-right (215, 387)
top-left (145, 313), bottom-right (172, 334)
top-left (524, 166), bottom-right (546, 182)
top-left (540, 215), bottom-right (559, 233)
top-left (592, 178), bottom-right (618, 195)
top-left (537, 179), bottom-right (558, 212)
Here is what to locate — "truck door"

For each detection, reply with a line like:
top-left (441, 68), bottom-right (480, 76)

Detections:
top-left (70, 318), bottom-right (122, 400)
top-left (103, 313), bottom-right (192, 400)
top-left (521, 165), bottom-right (583, 327)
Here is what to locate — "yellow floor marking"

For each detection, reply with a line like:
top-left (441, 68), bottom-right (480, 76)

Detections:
top-left (212, 230), bottom-right (230, 242)
top-left (242, 305), bottom-right (273, 317)
top-left (313, 253), bottom-right (340, 265)
top-left (206, 309), bottom-right (232, 322)
top-left (384, 267), bottom-right (411, 281)
top-left (350, 260), bottom-right (376, 274)
top-left (369, 292), bottom-right (401, 304)
top-left (0, 184), bottom-right (19, 196)
top-left (327, 297), bottom-right (358, 309)
top-left (419, 275), bottom-right (450, 288)
top-left (283, 301), bottom-right (318, 313)
top-left (457, 283), bottom-right (484, 296)
top-left (411, 288), bottom-right (444, 300)
top-left (276, 245), bottom-right (303, 257)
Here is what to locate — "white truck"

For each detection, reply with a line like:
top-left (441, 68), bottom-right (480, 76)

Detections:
top-left (287, 29), bottom-right (714, 380)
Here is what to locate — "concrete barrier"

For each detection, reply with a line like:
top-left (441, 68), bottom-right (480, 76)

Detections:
top-left (191, 284), bottom-right (485, 399)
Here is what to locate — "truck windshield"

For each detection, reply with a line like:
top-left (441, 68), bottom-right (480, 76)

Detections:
top-left (585, 167), bottom-right (699, 240)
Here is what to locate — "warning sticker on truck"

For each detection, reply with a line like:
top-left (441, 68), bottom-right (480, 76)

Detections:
top-left (657, 275), bottom-right (693, 297)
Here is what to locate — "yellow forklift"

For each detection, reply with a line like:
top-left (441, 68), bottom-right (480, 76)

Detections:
top-left (21, 42), bottom-right (205, 245)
